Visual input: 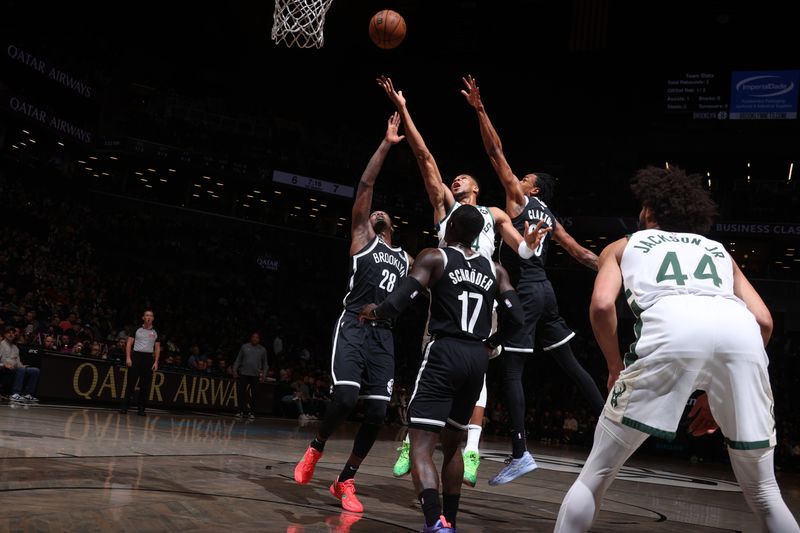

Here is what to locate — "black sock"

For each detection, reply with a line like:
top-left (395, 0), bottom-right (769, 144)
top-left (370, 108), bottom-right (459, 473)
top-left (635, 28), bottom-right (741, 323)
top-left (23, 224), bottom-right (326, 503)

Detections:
top-left (338, 462), bottom-right (359, 482)
top-left (310, 437), bottom-right (326, 453)
top-left (419, 488), bottom-right (441, 526)
top-left (442, 493), bottom-right (460, 527)
top-left (511, 430), bottom-right (526, 459)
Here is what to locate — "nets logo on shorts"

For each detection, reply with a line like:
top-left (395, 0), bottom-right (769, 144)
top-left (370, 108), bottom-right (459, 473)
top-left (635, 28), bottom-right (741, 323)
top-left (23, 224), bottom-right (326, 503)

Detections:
top-left (387, 378), bottom-right (394, 396)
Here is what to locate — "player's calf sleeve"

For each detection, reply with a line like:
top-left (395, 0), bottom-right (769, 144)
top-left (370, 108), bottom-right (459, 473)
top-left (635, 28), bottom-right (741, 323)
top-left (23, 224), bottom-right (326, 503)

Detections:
top-left (728, 447), bottom-right (800, 533)
top-left (548, 344), bottom-right (605, 416)
top-left (554, 479), bottom-right (595, 533)
top-left (555, 417), bottom-right (648, 532)
top-left (352, 400), bottom-right (387, 458)
top-left (318, 385), bottom-right (360, 440)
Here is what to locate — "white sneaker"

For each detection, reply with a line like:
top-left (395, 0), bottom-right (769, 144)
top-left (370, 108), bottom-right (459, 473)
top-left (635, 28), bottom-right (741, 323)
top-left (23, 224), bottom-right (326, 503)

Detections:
top-left (10, 393), bottom-right (24, 402)
top-left (488, 451), bottom-right (538, 486)
top-left (298, 414), bottom-right (309, 420)
top-left (23, 394), bottom-right (38, 403)
top-left (247, 413), bottom-right (255, 421)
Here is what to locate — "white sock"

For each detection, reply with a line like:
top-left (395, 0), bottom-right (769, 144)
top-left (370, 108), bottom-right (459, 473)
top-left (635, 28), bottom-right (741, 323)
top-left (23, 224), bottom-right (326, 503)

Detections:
top-left (728, 447), bottom-right (800, 532)
top-left (464, 424), bottom-right (482, 454)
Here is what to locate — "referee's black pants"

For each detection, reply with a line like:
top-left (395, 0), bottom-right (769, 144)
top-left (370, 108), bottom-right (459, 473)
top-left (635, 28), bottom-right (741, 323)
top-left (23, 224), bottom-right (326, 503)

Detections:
top-left (237, 375), bottom-right (259, 414)
top-left (123, 351), bottom-right (153, 411)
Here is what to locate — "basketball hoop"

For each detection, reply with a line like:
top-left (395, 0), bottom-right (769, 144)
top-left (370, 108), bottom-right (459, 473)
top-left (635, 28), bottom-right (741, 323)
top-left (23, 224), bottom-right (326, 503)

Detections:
top-left (271, 0), bottom-right (334, 49)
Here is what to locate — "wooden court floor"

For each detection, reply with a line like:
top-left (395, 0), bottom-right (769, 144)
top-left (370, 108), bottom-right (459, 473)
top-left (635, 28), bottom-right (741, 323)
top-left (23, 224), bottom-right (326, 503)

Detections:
top-left (1, 405), bottom-right (798, 532)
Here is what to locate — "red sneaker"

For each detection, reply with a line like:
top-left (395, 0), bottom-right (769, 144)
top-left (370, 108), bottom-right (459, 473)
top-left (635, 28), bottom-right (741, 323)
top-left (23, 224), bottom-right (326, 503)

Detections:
top-left (324, 511), bottom-right (363, 532)
top-left (294, 446), bottom-right (322, 485)
top-left (329, 478), bottom-right (364, 513)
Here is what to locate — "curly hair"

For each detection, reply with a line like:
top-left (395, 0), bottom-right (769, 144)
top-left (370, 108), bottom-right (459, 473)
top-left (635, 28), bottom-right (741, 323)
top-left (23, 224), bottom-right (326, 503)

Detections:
top-left (630, 166), bottom-right (718, 235)
top-left (533, 172), bottom-right (555, 204)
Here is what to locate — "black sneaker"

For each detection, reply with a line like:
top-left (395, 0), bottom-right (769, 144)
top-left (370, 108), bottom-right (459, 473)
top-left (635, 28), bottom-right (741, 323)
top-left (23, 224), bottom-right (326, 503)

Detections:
top-left (120, 407), bottom-right (128, 414)
top-left (137, 409), bottom-right (146, 416)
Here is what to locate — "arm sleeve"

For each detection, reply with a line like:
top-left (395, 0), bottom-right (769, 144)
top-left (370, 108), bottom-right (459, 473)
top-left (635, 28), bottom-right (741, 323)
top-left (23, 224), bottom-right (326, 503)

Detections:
top-left (373, 277), bottom-right (425, 320)
top-left (485, 290), bottom-right (524, 349)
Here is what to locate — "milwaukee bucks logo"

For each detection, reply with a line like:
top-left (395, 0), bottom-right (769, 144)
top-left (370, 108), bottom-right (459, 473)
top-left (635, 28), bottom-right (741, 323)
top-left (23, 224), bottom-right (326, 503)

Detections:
top-left (610, 382), bottom-right (627, 408)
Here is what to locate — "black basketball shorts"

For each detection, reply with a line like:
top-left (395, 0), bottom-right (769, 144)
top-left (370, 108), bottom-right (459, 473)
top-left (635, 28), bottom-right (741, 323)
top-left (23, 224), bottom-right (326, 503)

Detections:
top-left (330, 310), bottom-right (395, 401)
top-left (504, 279), bottom-right (574, 354)
top-left (408, 337), bottom-right (488, 432)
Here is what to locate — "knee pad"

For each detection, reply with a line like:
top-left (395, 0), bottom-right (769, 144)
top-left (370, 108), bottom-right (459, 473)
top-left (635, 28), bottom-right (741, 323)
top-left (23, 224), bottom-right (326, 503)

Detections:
top-left (363, 399), bottom-right (388, 425)
top-left (331, 385), bottom-right (360, 411)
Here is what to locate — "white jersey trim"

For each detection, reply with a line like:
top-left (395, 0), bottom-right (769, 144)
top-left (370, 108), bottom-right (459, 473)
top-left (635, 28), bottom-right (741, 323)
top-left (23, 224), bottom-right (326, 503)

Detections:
top-left (410, 417), bottom-right (446, 427)
top-left (504, 347), bottom-right (534, 353)
top-left (542, 331), bottom-right (576, 351)
top-left (359, 394), bottom-right (391, 401)
top-left (330, 309), bottom-right (360, 388)
top-left (446, 418), bottom-right (469, 431)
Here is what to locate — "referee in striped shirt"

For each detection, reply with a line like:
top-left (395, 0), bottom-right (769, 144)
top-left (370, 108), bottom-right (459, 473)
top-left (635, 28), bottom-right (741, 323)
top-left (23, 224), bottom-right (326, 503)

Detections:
top-left (120, 309), bottom-right (160, 415)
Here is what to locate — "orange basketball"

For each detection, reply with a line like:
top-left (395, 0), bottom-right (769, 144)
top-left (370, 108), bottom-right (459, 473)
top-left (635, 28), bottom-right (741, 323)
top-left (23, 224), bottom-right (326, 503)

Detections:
top-left (369, 10), bottom-right (406, 49)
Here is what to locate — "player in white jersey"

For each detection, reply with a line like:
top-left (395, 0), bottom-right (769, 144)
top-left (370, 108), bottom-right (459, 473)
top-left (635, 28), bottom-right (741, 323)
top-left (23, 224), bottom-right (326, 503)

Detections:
top-left (555, 166), bottom-right (799, 533)
top-left (379, 75), bottom-right (542, 487)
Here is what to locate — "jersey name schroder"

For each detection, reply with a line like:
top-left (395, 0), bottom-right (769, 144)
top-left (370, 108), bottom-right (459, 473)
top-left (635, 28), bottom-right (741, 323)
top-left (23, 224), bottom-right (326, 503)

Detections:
top-left (428, 247), bottom-right (497, 340)
top-left (447, 268), bottom-right (494, 291)
top-left (621, 229), bottom-right (737, 314)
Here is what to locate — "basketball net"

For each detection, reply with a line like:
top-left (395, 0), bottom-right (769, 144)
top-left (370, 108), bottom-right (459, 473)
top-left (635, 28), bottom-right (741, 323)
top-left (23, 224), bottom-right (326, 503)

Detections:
top-left (271, 0), bottom-right (334, 48)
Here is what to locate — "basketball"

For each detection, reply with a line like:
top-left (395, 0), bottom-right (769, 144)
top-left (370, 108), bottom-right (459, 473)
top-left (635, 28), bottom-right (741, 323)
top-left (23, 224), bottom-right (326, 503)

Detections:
top-left (369, 10), bottom-right (406, 49)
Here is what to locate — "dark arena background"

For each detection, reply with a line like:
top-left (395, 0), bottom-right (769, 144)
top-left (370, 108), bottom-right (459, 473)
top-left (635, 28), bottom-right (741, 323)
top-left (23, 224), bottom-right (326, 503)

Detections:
top-left (1, 1), bottom-right (799, 532)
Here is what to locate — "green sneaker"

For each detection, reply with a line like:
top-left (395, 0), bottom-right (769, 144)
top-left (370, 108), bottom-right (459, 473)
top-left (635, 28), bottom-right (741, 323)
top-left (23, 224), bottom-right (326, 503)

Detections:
top-left (462, 450), bottom-right (480, 487)
top-left (393, 440), bottom-right (411, 477)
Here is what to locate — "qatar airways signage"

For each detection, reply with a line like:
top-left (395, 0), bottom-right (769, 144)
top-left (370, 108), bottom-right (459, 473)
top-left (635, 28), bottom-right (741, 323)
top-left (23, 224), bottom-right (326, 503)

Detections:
top-left (6, 44), bottom-right (93, 98)
top-left (8, 95), bottom-right (93, 143)
top-left (730, 70), bottom-right (799, 120)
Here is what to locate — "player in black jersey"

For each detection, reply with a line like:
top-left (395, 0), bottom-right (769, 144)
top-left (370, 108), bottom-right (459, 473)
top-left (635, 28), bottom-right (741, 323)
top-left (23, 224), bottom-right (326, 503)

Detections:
top-left (293, 113), bottom-right (411, 514)
top-left (359, 205), bottom-right (533, 533)
top-left (461, 75), bottom-right (605, 486)
top-left (378, 75), bottom-right (542, 487)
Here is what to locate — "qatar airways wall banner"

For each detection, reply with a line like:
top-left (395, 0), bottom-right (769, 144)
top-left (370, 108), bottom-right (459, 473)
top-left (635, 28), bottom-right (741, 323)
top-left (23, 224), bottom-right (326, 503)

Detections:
top-left (729, 70), bottom-right (800, 120)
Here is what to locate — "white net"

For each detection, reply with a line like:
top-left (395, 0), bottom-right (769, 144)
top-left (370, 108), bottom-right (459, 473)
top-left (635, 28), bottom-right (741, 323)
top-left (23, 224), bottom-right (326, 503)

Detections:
top-left (271, 0), bottom-right (335, 49)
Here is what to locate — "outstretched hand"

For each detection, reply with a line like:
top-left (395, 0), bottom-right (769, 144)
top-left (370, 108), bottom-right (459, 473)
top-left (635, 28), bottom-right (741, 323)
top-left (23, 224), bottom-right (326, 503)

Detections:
top-left (460, 74), bottom-right (483, 109)
top-left (385, 112), bottom-right (405, 144)
top-left (377, 75), bottom-right (406, 109)
top-left (523, 219), bottom-right (552, 251)
top-left (688, 393), bottom-right (719, 436)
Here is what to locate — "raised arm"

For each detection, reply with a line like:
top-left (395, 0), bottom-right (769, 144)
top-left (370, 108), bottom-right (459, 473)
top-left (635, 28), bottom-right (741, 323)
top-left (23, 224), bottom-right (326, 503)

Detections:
top-left (350, 112), bottom-right (405, 255)
top-left (491, 207), bottom-right (552, 258)
top-left (552, 223), bottom-right (599, 271)
top-left (590, 238), bottom-right (626, 391)
top-left (732, 261), bottom-right (772, 346)
top-left (377, 76), bottom-right (454, 222)
top-left (461, 75), bottom-right (527, 217)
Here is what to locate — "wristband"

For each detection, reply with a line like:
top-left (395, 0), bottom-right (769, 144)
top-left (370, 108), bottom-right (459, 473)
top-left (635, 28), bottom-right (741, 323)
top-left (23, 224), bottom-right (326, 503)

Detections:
top-left (518, 239), bottom-right (535, 259)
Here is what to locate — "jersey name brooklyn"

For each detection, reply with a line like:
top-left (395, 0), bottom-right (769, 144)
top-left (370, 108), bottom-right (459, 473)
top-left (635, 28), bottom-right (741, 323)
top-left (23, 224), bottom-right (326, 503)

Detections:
top-left (343, 236), bottom-right (408, 314)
